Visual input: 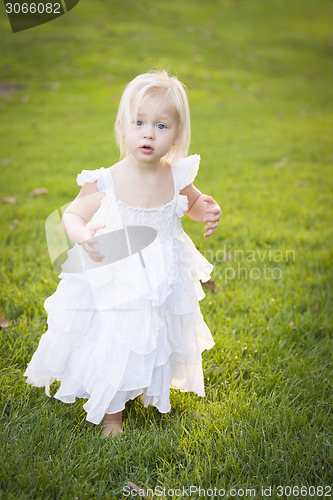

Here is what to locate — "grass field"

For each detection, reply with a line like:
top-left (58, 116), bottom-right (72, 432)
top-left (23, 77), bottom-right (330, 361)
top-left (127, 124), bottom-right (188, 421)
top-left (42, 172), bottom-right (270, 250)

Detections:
top-left (0, 0), bottom-right (332, 498)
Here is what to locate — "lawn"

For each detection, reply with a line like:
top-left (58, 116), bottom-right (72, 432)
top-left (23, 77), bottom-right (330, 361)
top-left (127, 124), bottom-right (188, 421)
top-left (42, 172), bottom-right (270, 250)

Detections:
top-left (0, 0), bottom-right (332, 498)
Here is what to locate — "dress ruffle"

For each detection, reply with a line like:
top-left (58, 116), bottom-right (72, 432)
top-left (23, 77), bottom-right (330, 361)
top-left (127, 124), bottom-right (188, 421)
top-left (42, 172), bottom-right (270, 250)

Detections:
top-left (76, 168), bottom-right (105, 192)
top-left (24, 231), bottom-right (214, 424)
top-left (24, 155), bottom-right (215, 425)
top-left (173, 154), bottom-right (201, 190)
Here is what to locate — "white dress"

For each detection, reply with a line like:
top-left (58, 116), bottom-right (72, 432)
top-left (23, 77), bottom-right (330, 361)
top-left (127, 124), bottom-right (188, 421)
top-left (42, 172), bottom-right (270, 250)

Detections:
top-left (24, 155), bottom-right (215, 424)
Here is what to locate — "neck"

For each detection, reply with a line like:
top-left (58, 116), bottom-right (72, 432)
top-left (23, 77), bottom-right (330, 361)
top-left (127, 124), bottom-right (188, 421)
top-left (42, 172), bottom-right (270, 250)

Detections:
top-left (126, 155), bottom-right (163, 175)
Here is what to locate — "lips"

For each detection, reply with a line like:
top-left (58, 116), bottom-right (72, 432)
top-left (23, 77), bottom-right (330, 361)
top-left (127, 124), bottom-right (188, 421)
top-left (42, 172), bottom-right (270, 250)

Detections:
top-left (140, 145), bottom-right (154, 154)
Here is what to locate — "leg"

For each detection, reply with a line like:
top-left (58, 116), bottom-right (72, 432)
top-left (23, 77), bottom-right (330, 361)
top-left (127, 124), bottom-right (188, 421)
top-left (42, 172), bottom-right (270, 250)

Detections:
top-left (101, 410), bottom-right (123, 437)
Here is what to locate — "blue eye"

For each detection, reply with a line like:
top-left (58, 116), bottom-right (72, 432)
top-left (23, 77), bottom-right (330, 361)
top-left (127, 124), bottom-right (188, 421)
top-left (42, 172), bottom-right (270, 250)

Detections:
top-left (157, 123), bottom-right (165, 130)
top-left (136, 120), bottom-right (143, 126)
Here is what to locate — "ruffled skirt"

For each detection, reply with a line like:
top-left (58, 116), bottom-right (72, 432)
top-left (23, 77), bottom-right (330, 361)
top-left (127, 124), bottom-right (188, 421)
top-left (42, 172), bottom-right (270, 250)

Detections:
top-left (24, 231), bottom-right (214, 424)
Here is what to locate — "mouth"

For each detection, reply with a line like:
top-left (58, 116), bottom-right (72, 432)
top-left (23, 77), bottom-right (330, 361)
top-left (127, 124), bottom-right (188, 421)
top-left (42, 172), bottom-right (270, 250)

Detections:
top-left (140, 145), bottom-right (154, 154)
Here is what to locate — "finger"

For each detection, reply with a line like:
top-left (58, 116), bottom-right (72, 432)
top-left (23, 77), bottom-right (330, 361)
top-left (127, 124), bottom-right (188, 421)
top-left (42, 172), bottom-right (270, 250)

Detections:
top-left (81, 242), bottom-right (104, 259)
top-left (206, 204), bottom-right (220, 211)
top-left (205, 218), bottom-right (219, 227)
top-left (203, 199), bottom-right (215, 206)
top-left (204, 215), bottom-right (220, 222)
top-left (90, 255), bottom-right (105, 262)
top-left (89, 250), bottom-right (103, 258)
top-left (205, 219), bottom-right (218, 226)
top-left (202, 194), bottom-right (214, 202)
top-left (88, 249), bottom-right (105, 259)
top-left (205, 206), bottom-right (221, 214)
top-left (88, 246), bottom-right (104, 257)
top-left (204, 228), bottom-right (215, 237)
top-left (82, 238), bottom-right (97, 247)
top-left (88, 239), bottom-right (98, 247)
top-left (205, 211), bottom-right (221, 220)
top-left (205, 223), bottom-right (218, 231)
top-left (205, 221), bottom-right (219, 229)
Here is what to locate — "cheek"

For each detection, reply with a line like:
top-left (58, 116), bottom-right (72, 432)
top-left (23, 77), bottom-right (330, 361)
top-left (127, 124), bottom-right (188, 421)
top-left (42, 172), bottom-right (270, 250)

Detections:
top-left (124, 128), bottom-right (137, 143)
top-left (168, 130), bottom-right (178, 145)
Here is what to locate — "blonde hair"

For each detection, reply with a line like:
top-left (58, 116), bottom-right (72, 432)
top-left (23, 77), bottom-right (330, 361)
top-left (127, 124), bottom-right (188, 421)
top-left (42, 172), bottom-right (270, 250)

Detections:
top-left (115, 70), bottom-right (191, 167)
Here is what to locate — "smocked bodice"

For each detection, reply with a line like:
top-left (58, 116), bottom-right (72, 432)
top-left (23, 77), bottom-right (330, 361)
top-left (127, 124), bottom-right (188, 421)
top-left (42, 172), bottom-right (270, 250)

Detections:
top-left (91, 190), bottom-right (186, 242)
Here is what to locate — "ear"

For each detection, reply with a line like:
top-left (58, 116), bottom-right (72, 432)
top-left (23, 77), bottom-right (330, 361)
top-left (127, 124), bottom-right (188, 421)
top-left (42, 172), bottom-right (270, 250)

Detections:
top-left (115, 119), bottom-right (125, 137)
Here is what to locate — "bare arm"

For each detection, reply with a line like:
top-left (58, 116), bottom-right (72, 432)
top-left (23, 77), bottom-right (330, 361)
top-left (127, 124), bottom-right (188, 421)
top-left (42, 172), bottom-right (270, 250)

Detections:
top-left (62, 181), bottom-right (106, 261)
top-left (180, 183), bottom-right (221, 237)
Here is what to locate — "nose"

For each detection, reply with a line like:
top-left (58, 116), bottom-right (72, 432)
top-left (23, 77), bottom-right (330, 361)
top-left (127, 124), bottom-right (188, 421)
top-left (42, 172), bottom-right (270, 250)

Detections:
top-left (143, 125), bottom-right (155, 140)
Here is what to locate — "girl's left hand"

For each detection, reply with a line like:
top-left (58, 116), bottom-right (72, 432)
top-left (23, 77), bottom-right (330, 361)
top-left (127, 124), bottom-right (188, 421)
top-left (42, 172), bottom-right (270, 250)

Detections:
top-left (202, 195), bottom-right (221, 237)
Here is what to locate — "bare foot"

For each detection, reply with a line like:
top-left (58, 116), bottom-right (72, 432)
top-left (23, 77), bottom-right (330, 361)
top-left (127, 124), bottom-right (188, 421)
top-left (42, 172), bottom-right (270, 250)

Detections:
top-left (101, 411), bottom-right (122, 437)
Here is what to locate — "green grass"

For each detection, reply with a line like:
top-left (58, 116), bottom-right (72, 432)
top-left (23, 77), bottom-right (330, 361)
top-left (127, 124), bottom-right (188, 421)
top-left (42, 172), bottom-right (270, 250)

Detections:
top-left (0, 0), bottom-right (332, 498)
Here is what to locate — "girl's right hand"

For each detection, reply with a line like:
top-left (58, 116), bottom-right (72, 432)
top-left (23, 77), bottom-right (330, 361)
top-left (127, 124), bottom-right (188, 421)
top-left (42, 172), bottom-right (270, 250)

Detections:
top-left (80, 222), bottom-right (106, 262)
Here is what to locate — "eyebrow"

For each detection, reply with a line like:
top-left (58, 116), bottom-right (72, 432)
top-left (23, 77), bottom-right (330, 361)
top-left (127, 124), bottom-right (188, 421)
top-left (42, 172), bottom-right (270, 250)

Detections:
top-left (136, 113), bottom-right (171, 121)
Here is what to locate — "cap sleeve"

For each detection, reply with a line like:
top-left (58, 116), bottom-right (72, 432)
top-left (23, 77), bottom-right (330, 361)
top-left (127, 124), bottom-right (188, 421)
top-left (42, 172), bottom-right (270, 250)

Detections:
top-left (173, 154), bottom-right (201, 191)
top-left (76, 167), bottom-right (106, 192)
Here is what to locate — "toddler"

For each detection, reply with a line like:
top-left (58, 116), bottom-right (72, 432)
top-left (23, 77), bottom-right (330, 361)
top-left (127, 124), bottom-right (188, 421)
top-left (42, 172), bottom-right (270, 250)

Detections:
top-left (24, 70), bottom-right (221, 437)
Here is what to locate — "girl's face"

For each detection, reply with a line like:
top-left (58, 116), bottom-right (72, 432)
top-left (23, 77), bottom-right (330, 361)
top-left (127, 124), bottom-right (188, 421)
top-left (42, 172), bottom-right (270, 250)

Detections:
top-left (122, 91), bottom-right (179, 166)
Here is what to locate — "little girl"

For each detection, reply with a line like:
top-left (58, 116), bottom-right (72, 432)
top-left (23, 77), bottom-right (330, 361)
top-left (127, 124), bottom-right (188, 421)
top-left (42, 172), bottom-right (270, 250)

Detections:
top-left (24, 70), bottom-right (221, 437)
